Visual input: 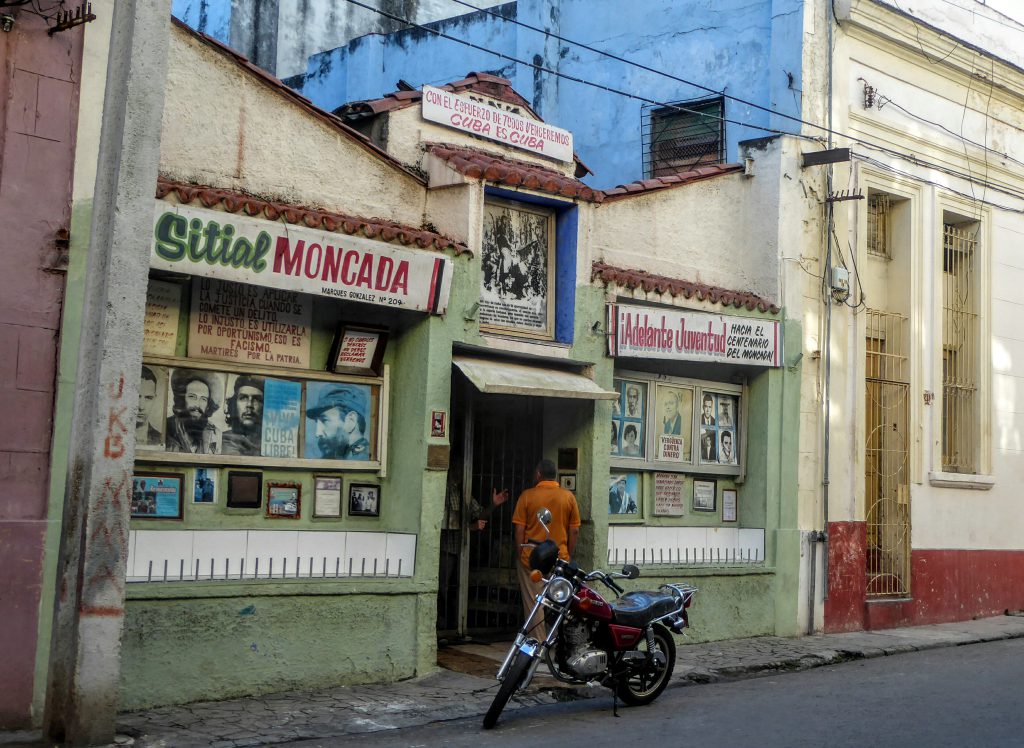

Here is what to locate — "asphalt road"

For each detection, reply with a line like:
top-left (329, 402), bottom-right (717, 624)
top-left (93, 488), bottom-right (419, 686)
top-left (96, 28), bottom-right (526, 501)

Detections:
top-left (289, 638), bottom-right (1024, 747)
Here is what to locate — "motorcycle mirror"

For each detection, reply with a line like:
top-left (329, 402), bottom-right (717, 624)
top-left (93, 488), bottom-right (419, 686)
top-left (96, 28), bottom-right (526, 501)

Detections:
top-left (621, 564), bottom-right (640, 579)
top-left (536, 508), bottom-right (552, 526)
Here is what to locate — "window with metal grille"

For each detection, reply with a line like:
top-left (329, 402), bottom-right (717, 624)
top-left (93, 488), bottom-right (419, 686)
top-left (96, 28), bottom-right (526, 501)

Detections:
top-left (867, 194), bottom-right (891, 258)
top-left (643, 98), bottom-right (724, 177)
top-left (941, 222), bottom-right (979, 473)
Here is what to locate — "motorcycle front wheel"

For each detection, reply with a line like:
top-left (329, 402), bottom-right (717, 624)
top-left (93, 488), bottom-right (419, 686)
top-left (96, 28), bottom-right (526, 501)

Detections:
top-left (482, 650), bottom-right (532, 729)
top-left (614, 623), bottom-right (676, 706)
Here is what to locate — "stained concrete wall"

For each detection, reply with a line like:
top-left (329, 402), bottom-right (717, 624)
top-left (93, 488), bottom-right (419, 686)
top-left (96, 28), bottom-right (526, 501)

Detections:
top-left (0, 8), bottom-right (82, 729)
top-left (172, 0), bottom-right (510, 78)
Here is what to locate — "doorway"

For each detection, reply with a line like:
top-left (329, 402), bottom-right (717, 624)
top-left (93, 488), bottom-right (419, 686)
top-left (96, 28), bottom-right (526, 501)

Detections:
top-left (437, 377), bottom-right (542, 640)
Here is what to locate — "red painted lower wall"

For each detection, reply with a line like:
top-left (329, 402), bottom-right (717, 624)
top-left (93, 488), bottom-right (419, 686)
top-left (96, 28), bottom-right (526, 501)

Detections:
top-left (825, 521), bottom-right (1024, 632)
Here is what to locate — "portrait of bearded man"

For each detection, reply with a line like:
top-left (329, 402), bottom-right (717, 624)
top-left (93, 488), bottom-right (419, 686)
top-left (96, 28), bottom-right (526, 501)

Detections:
top-left (165, 369), bottom-right (222, 454)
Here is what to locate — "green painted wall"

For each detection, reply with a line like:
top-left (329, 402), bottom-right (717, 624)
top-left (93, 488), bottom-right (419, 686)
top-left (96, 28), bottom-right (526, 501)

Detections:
top-left (41, 185), bottom-right (803, 711)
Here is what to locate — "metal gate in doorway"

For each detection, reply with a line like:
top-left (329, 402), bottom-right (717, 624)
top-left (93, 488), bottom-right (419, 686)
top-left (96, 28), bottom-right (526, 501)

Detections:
top-left (465, 394), bottom-right (542, 638)
top-left (865, 309), bottom-right (911, 597)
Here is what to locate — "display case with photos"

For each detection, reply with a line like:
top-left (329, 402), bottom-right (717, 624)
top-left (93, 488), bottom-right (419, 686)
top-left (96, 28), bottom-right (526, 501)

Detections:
top-left (610, 372), bottom-right (743, 477)
top-left (135, 361), bottom-right (386, 469)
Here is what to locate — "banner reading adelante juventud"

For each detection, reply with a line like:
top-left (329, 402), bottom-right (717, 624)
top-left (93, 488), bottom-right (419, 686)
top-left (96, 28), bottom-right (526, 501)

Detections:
top-left (608, 303), bottom-right (782, 367)
top-left (151, 201), bottom-right (454, 315)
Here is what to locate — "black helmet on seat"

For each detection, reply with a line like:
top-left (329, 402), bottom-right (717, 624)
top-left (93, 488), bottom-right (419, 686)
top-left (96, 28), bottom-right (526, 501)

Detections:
top-left (529, 539), bottom-right (559, 574)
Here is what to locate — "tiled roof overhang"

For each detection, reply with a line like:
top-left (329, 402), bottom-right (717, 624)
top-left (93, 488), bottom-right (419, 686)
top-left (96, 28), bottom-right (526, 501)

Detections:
top-left (593, 262), bottom-right (779, 314)
top-left (428, 143), bottom-right (603, 203)
top-left (156, 177), bottom-right (470, 255)
top-left (602, 164), bottom-right (744, 201)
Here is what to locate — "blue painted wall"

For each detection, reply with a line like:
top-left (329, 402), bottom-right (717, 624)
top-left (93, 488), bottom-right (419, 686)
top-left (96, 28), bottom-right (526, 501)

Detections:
top-left (173, 0), bottom-right (231, 45)
top-left (294, 0), bottom-right (806, 188)
top-left (173, 0), bottom-right (807, 188)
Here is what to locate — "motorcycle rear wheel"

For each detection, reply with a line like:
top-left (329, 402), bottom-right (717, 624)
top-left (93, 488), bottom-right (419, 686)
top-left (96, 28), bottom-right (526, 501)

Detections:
top-left (614, 623), bottom-right (676, 706)
top-left (483, 650), bottom-right (532, 729)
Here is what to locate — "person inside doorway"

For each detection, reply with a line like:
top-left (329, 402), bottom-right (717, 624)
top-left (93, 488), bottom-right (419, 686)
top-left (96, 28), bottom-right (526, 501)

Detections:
top-left (512, 459), bottom-right (580, 637)
top-left (438, 453), bottom-right (509, 633)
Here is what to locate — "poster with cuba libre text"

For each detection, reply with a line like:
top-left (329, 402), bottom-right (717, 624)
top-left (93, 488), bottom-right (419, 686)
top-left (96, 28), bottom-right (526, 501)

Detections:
top-left (151, 201), bottom-right (454, 315)
top-left (607, 303), bottom-right (782, 367)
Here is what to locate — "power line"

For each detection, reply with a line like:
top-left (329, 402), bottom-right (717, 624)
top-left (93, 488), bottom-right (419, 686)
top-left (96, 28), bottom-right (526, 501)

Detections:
top-left (339, 0), bottom-right (1024, 206)
top-left (339, 0), bottom-right (803, 142)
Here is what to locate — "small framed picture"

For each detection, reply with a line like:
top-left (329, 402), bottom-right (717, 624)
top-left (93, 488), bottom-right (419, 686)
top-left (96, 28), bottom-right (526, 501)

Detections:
top-left (692, 479), bottom-right (717, 513)
top-left (349, 483), bottom-right (380, 517)
top-left (226, 470), bottom-right (262, 509)
top-left (608, 473), bottom-right (641, 517)
top-left (266, 482), bottom-right (301, 519)
top-left (193, 468), bottom-right (217, 504)
top-left (722, 488), bottom-right (738, 522)
top-left (329, 324), bottom-right (388, 376)
top-left (313, 475), bottom-right (343, 518)
top-left (559, 473), bottom-right (577, 491)
top-left (131, 472), bottom-right (183, 519)
top-left (431, 410), bottom-right (447, 438)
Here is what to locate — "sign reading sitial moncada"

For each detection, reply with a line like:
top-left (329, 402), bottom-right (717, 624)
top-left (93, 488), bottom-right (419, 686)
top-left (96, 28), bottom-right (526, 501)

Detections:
top-left (151, 201), bottom-right (454, 315)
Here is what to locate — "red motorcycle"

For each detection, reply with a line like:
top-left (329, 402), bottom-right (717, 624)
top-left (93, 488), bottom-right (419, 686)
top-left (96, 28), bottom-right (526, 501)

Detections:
top-left (483, 510), bottom-right (697, 729)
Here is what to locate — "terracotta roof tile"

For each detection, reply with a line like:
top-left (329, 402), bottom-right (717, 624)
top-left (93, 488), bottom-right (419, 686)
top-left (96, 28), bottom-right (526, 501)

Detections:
top-left (156, 177), bottom-right (469, 255)
top-left (428, 143), bottom-right (603, 203)
top-left (592, 262), bottom-right (779, 314)
top-left (601, 163), bottom-right (744, 201)
top-left (337, 72), bottom-right (536, 120)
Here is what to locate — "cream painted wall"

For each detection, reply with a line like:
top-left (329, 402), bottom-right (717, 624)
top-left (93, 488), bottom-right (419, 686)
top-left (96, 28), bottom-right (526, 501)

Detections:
top-left (385, 104), bottom-right (579, 179)
top-left (161, 25), bottom-right (427, 228)
top-left (826, 4), bottom-right (1024, 550)
top-left (591, 170), bottom-right (780, 304)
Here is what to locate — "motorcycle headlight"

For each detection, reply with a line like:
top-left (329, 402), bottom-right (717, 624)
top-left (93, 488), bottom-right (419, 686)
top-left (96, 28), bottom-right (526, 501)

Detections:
top-left (545, 577), bottom-right (574, 604)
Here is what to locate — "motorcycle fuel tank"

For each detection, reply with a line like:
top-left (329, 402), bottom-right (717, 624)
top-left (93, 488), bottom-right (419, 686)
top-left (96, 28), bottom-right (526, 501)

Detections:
top-left (573, 585), bottom-right (613, 620)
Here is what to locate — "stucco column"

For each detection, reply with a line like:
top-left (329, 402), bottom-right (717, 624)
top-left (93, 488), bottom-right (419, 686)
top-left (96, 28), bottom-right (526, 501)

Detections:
top-left (44, 2), bottom-right (171, 743)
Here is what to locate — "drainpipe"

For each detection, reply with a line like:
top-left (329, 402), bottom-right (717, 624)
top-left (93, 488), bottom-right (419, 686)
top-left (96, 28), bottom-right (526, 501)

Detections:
top-left (807, 0), bottom-right (838, 635)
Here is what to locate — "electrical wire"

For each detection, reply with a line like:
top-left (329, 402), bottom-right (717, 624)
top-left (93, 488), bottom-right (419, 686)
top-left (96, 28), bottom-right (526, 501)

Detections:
top-left (339, 0), bottom-right (805, 142)
top-left (341, 0), bottom-right (1024, 208)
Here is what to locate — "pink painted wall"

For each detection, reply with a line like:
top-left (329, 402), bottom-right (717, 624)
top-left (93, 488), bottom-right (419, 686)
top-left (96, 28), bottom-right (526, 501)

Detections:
top-left (0, 9), bottom-right (81, 728)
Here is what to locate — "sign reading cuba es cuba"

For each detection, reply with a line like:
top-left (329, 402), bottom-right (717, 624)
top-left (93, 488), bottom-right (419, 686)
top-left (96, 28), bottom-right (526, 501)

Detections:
top-left (150, 201), bottom-right (453, 314)
top-left (608, 303), bottom-right (783, 367)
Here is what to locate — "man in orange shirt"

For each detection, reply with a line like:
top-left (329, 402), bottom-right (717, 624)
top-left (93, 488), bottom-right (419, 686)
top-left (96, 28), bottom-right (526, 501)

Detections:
top-left (512, 459), bottom-right (581, 637)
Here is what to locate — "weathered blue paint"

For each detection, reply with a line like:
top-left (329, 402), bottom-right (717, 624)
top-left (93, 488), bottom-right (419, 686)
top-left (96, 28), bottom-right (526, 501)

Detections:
top-left (290, 0), bottom-right (805, 187)
top-left (172, 0), bottom-right (231, 45)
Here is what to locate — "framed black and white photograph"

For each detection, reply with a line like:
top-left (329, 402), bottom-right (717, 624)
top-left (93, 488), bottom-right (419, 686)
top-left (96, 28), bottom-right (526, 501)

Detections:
top-left (349, 483), bottom-right (380, 517)
top-left (479, 199), bottom-right (555, 338)
top-left (226, 470), bottom-right (262, 509)
top-left (266, 482), bottom-right (301, 519)
top-left (131, 472), bottom-right (183, 519)
top-left (164, 368), bottom-right (226, 455)
top-left (612, 378), bottom-right (647, 459)
top-left (136, 365), bottom-right (168, 450)
top-left (722, 488), bottom-right (738, 522)
top-left (329, 325), bottom-right (388, 376)
top-left (692, 479), bottom-right (717, 512)
top-left (313, 475), bottom-right (343, 518)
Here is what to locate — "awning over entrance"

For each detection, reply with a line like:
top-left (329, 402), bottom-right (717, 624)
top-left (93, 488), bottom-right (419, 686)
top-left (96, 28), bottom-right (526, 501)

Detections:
top-left (453, 355), bottom-right (617, 400)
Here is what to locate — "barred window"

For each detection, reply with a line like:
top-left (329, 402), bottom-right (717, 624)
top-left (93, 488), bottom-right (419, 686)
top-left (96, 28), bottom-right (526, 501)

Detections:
top-left (643, 98), bottom-right (724, 177)
top-left (941, 222), bottom-right (979, 473)
top-left (867, 194), bottom-right (891, 258)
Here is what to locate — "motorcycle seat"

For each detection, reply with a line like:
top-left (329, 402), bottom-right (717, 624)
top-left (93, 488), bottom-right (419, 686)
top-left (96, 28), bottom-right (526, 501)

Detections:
top-left (610, 591), bottom-right (679, 628)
